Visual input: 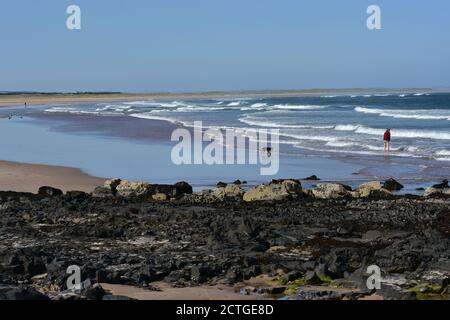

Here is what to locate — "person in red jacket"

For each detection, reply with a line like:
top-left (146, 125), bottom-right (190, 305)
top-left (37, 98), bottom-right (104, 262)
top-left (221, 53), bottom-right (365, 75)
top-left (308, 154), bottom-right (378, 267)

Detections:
top-left (383, 129), bottom-right (391, 152)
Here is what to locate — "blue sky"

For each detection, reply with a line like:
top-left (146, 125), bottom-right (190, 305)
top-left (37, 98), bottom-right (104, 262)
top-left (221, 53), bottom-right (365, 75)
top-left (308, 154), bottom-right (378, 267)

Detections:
top-left (1, 0), bottom-right (449, 92)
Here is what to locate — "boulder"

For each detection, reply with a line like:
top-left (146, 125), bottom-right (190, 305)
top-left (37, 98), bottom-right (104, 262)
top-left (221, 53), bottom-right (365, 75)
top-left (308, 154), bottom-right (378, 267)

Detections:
top-left (305, 175), bottom-right (321, 181)
top-left (354, 181), bottom-right (392, 199)
top-left (312, 183), bottom-right (352, 199)
top-left (38, 186), bottom-right (63, 197)
top-left (152, 193), bottom-right (168, 201)
top-left (243, 180), bottom-right (303, 202)
top-left (104, 178), bottom-right (122, 195)
top-left (383, 178), bottom-right (404, 192)
top-left (91, 186), bottom-right (115, 198)
top-left (150, 181), bottom-right (193, 198)
top-left (217, 182), bottom-right (228, 188)
top-left (424, 187), bottom-right (450, 197)
top-left (116, 181), bottom-right (152, 198)
top-left (174, 181), bottom-right (193, 195)
top-left (213, 184), bottom-right (244, 200)
top-left (432, 179), bottom-right (449, 189)
top-left (304, 271), bottom-right (323, 285)
top-left (0, 286), bottom-right (50, 300)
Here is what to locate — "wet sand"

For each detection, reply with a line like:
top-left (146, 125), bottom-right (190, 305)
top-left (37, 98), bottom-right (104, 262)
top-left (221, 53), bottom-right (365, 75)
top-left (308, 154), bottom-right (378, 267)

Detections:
top-left (0, 160), bottom-right (105, 193)
top-left (101, 283), bottom-right (264, 300)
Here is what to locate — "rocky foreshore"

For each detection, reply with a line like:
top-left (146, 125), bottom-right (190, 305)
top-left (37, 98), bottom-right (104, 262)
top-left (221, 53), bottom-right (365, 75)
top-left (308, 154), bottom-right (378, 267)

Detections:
top-left (0, 178), bottom-right (449, 300)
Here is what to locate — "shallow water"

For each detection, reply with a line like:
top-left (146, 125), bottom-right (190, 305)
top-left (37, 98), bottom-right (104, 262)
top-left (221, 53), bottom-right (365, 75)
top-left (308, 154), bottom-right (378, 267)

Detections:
top-left (42, 93), bottom-right (450, 162)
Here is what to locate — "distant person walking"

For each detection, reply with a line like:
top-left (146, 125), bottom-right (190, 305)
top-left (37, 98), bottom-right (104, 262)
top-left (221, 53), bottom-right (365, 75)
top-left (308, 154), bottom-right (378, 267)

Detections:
top-left (383, 129), bottom-right (391, 152)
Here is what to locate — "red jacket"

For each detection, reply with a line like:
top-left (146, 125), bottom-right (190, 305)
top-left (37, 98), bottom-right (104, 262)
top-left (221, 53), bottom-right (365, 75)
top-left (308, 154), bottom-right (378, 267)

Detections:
top-left (384, 131), bottom-right (391, 141)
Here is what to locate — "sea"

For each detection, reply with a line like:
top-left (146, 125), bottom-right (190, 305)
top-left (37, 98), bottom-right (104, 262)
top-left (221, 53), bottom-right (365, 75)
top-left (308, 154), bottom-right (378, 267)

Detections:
top-left (44, 92), bottom-right (450, 162)
top-left (1, 92), bottom-right (449, 192)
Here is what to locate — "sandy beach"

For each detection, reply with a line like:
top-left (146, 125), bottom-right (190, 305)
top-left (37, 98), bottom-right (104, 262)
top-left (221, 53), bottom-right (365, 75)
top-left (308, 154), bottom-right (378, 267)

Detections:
top-left (0, 160), bottom-right (105, 193)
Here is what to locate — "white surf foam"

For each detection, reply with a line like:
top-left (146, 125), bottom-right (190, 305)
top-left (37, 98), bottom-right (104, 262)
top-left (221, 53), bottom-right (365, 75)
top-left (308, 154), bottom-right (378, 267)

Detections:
top-left (272, 104), bottom-right (327, 110)
top-left (129, 113), bottom-right (181, 125)
top-left (355, 107), bottom-right (450, 121)
top-left (227, 101), bottom-right (242, 107)
top-left (334, 124), bottom-right (450, 140)
top-left (436, 150), bottom-right (450, 156)
top-left (238, 116), bottom-right (334, 129)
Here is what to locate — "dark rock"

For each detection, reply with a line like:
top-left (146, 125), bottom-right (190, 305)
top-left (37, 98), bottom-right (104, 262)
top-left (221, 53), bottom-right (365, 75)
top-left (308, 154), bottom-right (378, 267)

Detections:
top-left (295, 289), bottom-right (346, 301)
top-left (165, 270), bottom-right (189, 283)
top-left (0, 286), bottom-right (50, 300)
top-left (150, 182), bottom-right (193, 198)
top-left (136, 263), bottom-right (156, 283)
top-left (85, 284), bottom-right (107, 300)
top-left (383, 178), bottom-right (404, 191)
top-left (281, 271), bottom-right (303, 283)
top-left (304, 175), bottom-right (320, 181)
top-left (191, 265), bottom-right (214, 283)
top-left (242, 265), bottom-right (261, 280)
top-left (377, 284), bottom-right (417, 300)
top-left (91, 186), bottom-right (115, 198)
top-left (258, 286), bottom-right (286, 295)
top-left (217, 182), bottom-right (227, 188)
top-left (174, 181), bottom-right (193, 195)
top-left (304, 271), bottom-right (322, 285)
top-left (104, 178), bottom-right (122, 195)
top-left (65, 191), bottom-right (89, 200)
top-left (432, 179), bottom-right (449, 189)
top-left (38, 186), bottom-right (63, 197)
top-left (1, 177), bottom-right (450, 301)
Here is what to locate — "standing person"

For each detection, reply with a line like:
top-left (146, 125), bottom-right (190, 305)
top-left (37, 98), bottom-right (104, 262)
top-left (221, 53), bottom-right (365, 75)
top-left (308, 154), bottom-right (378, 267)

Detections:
top-left (383, 129), bottom-right (391, 152)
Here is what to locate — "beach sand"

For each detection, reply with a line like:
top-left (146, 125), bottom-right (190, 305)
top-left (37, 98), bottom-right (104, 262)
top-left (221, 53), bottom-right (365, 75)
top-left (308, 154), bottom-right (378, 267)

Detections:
top-left (101, 283), bottom-right (263, 300)
top-left (0, 160), bottom-right (105, 193)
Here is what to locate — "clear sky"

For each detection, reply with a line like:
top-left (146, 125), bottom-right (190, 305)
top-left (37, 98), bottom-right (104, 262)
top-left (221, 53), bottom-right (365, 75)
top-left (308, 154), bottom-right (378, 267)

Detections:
top-left (1, 0), bottom-right (449, 92)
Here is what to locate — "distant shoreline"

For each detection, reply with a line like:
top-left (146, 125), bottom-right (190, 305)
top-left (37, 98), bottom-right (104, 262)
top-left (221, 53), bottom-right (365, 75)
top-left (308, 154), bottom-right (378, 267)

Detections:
top-left (0, 88), bottom-right (445, 107)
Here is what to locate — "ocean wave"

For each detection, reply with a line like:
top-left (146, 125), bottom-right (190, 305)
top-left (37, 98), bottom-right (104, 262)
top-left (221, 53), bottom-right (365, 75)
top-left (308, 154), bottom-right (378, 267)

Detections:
top-left (355, 107), bottom-right (450, 121)
top-left (436, 150), bottom-right (450, 156)
top-left (96, 105), bottom-right (132, 112)
top-left (129, 113), bottom-right (181, 125)
top-left (272, 104), bottom-right (327, 110)
top-left (325, 140), bottom-right (406, 152)
top-left (124, 101), bottom-right (189, 108)
top-left (227, 101), bottom-right (243, 107)
top-left (325, 141), bottom-right (356, 147)
top-left (334, 124), bottom-right (450, 140)
top-left (238, 116), bottom-right (334, 129)
top-left (45, 107), bottom-right (121, 116)
top-left (250, 103), bottom-right (268, 108)
top-left (280, 132), bottom-right (339, 142)
top-left (176, 106), bottom-right (230, 112)
top-left (293, 144), bottom-right (416, 158)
